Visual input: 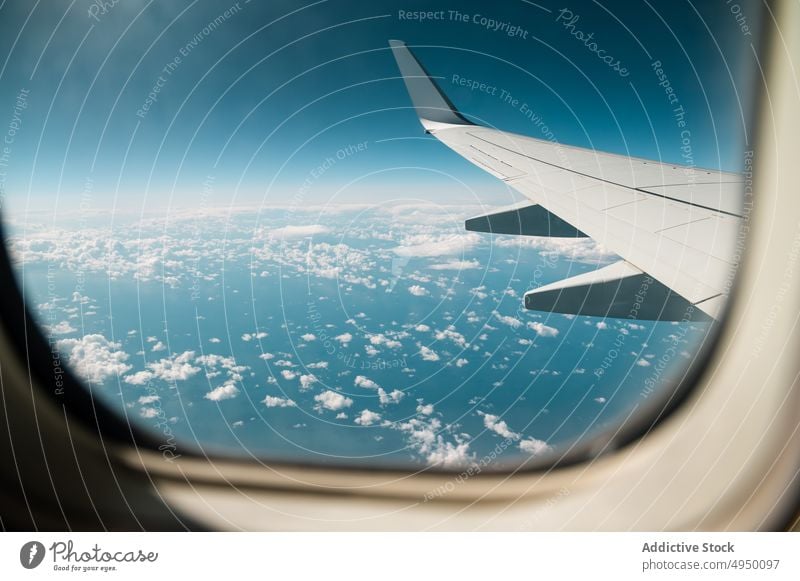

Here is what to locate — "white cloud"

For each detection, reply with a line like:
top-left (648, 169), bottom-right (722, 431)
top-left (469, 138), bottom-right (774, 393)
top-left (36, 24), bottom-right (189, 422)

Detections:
top-left (208, 337), bottom-right (221, 343)
top-left (354, 409), bottom-right (381, 426)
top-left (482, 413), bottom-right (520, 440)
top-left (204, 382), bottom-right (239, 401)
top-left (264, 395), bottom-right (297, 408)
top-left (414, 324), bottom-right (430, 332)
top-left (268, 224), bottom-right (329, 239)
top-left (300, 333), bottom-right (317, 342)
top-left (299, 374), bottom-right (318, 390)
top-left (428, 259), bottom-right (481, 270)
top-left (242, 331), bottom-right (268, 342)
top-left (494, 236), bottom-right (615, 264)
top-left (138, 395), bottom-right (160, 405)
top-left (596, 321), bottom-right (608, 330)
top-left (140, 407), bottom-right (160, 419)
top-left (417, 403), bottom-right (434, 416)
top-left (49, 321), bottom-right (76, 335)
top-left (334, 333), bottom-right (353, 346)
top-left (393, 232), bottom-right (481, 258)
top-left (435, 327), bottom-right (467, 347)
top-left (636, 358), bottom-right (651, 367)
top-left (281, 369), bottom-right (297, 380)
top-left (470, 286), bottom-right (488, 300)
top-left (124, 371), bottom-right (154, 385)
top-left (494, 312), bottom-right (523, 329)
top-left (408, 285), bottom-right (429, 297)
top-left (455, 358), bottom-right (469, 367)
top-left (368, 334), bottom-right (402, 349)
top-left (151, 341), bottom-right (166, 352)
top-left (148, 351), bottom-right (200, 382)
top-left (307, 361), bottom-right (329, 369)
top-left (314, 390), bottom-right (353, 412)
top-left (418, 345), bottom-right (440, 362)
top-left (426, 441), bottom-right (472, 467)
top-left (395, 416), bottom-right (472, 467)
top-left (378, 388), bottom-right (404, 405)
top-left (56, 334), bottom-right (132, 384)
top-left (519, 438), bottom-right (552, 456)
top-left (354, 375), bottom-right (380, 389)
top-left (196, 353), bottom-right (250, 385)
top-left (527, 321), bottom-right (559, 337)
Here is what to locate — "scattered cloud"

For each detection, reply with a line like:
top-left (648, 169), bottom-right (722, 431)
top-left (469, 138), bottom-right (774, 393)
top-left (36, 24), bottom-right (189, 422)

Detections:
top-left (49, 321), bottom-right (77, 335)
top-left (314, 390), bottom-right (353, 412)
top-left (354, 375), bottom-right (380, 389)
top-left (56, 334), bottom-right (131, 383)
top-left (204, 383), bottom-right (239, 401)
top-left (418, 345), bottom-right (440, 362)
top-left (354, 409), bottom-right (381, 426)
top-left (242, 331), bottom-right (268, 342)
top-left (268, 224), bottom-right (329, 239)
top-left (264, 395), bottom-right (297, 408)
top-left (428, 259), bottom-right (481, 270)
top-left (334, 333), bottom-right (353, 346)
top-left (519, 438), bottom-right (552, 456)
top-left (148, 351), bottom-right (200, 382)
top-left (482, 413), bottom-right (520, 440)
top-left (377, 388), bottom-right (404, 405)
top-left (124, 371), bottom-right (154, 385)
top-left (393, 233), bottom-right (481, 258)
top-left (494, 312), bottom-right (523, 329)
top-left (527, 321), bottom-right (559, 337)
top-left (299, 374), bottom-right (318, 390)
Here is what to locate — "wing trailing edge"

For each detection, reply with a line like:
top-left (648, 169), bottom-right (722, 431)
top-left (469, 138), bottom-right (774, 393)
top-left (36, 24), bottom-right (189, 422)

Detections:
top-left (465, 202), bottom-right (586, 238)
top-left (524, 261), bottom-right (711, 321)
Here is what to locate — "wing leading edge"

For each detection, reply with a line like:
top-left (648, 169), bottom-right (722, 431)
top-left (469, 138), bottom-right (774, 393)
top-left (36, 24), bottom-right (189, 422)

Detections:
top-left (389, 40), bottom-right (744, 322)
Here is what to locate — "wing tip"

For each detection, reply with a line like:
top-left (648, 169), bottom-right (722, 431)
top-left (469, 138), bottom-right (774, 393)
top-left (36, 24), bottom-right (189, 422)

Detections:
top-left (388, 39), bottom-right (473, 129)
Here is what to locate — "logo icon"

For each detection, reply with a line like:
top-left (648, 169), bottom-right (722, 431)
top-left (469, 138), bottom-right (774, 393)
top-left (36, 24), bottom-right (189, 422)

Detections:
top-left (19, 541), bottom-right (45, 569)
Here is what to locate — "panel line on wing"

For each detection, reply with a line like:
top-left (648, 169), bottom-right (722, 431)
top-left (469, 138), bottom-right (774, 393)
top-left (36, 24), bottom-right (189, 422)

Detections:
top-left (654, 216), bottom-right (713, 234)
top-left (464, 131), bottom-right (744, 218)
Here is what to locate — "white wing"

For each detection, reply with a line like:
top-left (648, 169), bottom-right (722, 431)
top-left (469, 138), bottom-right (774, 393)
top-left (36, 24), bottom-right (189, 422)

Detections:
top-left (389, 40), bottom-right (744, 321)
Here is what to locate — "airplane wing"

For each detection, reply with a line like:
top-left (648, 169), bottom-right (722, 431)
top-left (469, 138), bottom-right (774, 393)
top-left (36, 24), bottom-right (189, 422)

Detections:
top-left (389, 40), bottom-right (744, 322)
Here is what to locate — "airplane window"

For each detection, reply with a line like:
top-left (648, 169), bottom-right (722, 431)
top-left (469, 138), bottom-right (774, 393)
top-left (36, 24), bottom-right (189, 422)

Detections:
top-left (0, 1), bottom-right (764, 469)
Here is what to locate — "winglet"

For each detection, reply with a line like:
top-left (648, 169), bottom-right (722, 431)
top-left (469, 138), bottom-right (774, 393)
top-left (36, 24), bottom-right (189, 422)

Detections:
top-left (388, 40), bottom-right (473, 131)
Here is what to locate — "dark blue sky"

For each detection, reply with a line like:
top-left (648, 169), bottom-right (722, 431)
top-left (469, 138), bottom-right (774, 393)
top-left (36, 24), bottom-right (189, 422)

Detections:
top-left (0, 0), bottom-right (763, 212)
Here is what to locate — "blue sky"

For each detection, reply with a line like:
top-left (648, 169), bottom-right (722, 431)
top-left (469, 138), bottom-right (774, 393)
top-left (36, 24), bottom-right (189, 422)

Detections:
top-left (0, 0), bottom-right (761, 213)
